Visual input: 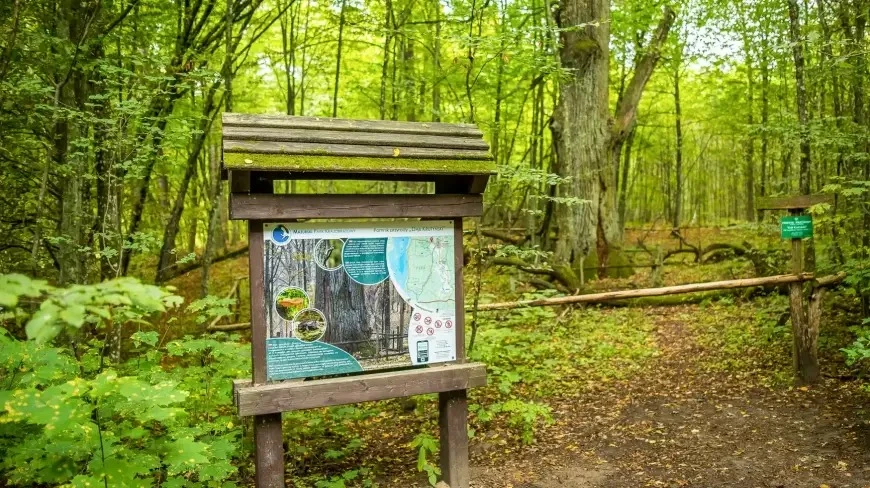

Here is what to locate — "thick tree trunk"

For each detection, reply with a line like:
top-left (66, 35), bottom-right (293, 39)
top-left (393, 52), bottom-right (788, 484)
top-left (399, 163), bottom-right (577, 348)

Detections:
top-left (549, 0), bottom-right (610, 287)
top-left (315, 268), bottom-right (370, 354)
top-left (550, 3), bottom-right (673, 282)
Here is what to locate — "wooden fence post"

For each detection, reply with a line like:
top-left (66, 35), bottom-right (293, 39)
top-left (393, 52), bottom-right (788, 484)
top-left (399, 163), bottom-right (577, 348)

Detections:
top-left (439, 217), bottom-right (470, 488)
top-left (787, 208), bottom-right (819, 384)
top-left (247, 175), bottom-right (286, 488)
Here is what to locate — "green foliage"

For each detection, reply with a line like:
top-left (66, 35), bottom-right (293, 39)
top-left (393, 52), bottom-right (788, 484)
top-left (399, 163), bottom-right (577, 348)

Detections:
top-left (410, 432), bottom-right (441, 486)
top-left (473, 400), bottom-right (553, 445)
top-left (0, 274), bottom-right (250, 487)
top-left (0, 274), bottom-right (182, 344)
top-left (470, 297), bottom-right (657, 397)
top-left (842, 326), bottom-right (870, 368)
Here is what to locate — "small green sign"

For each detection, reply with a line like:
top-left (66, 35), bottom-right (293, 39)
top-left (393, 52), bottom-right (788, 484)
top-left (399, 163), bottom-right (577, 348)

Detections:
top-left (781, 215), bottom-right (813, 239)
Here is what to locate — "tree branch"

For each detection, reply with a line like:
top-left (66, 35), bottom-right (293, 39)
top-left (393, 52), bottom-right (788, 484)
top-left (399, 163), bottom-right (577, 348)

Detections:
top-left (611, 5), bottom-right (676, 144)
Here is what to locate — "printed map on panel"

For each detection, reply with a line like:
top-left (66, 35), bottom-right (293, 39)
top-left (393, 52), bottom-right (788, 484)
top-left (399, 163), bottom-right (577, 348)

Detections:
top-left (386, 235), bottom-right (455, 315)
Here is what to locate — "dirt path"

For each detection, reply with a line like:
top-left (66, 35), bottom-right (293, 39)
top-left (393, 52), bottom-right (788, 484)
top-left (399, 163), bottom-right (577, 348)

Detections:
top-left (468, 307), bottom-right (870, 488)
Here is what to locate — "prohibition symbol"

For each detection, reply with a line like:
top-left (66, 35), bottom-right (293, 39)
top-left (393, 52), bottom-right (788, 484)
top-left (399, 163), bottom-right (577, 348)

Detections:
top-left (426, 328), bottom-right (435, 336)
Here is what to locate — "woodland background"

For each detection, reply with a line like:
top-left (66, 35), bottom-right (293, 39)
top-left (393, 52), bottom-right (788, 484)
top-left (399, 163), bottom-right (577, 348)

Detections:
top-left (1, 0), bottom-right (870, 485)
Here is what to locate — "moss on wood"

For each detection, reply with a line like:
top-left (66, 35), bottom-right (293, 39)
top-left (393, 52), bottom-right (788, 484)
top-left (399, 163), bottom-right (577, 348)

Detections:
top-left (223, 152), bottom-right (496, 175)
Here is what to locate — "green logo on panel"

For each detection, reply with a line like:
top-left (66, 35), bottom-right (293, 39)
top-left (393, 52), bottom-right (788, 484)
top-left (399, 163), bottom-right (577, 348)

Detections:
top-left (781, 215), bottom-right (813, 239)
top-left (342, 238), bottom-right (389, 285)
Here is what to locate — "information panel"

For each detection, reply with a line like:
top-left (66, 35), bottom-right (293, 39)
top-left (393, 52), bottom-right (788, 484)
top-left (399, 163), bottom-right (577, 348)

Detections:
top-left (781, 215), bottom-right (813, 239)
top-left (263, 220), bottom-right (458, 380)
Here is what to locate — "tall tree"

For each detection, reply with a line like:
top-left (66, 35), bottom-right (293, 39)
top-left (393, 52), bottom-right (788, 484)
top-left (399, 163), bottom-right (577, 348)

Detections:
top-left (549, 1), bottom-right (674, 285)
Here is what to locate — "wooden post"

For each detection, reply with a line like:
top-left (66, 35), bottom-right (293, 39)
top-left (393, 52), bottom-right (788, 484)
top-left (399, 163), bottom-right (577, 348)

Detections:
top-left (439, 217), bottom-right (470, 488)
top-left (247, 174), bottom-right (285, 488)
top-left (787, 208), bottom-right (818, 384)
top-left (757, 196), bottom-right (829, 385)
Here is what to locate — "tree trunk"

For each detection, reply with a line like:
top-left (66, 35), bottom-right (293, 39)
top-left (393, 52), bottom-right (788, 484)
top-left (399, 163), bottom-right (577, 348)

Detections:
top-left (788, 0), bottom-right (812, 196)
top-left (332, 0), bottom-right (347, 118)
top-left (759, 27), bottom-right (769, 221)
top-left (155, 82), bottom-right (220, 283)
top-left (673, 57), bottom-right (683, 230)
top-left (743, 35), bottom-right (756, 222)
top-left (549, 0), bottom-right (610, 287)
top-left (315, 268), bottom-right (370, 354)
top-left (617, 126), bottom-right (635, 228)
top-left (379, 0), bottom-right (393, 120)
top-left (550, 3), bottom-right (674, 282)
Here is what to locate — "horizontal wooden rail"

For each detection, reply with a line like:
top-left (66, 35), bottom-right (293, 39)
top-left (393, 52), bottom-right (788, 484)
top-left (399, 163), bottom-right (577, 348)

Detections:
top-left (234, 362), bottom-right (487, 416)
top-left (472, 273), bottom-right (815, 311)
top-left (229, 193), bottom-right (483, 220)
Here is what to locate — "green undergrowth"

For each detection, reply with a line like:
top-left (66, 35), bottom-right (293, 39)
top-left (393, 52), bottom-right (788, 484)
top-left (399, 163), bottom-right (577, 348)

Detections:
top-left (688, 294), bottom-right (795, 385)
top-left (469, 296), bottom-right (659, 398)
top-left (687, 293), bottom-right (866, 386)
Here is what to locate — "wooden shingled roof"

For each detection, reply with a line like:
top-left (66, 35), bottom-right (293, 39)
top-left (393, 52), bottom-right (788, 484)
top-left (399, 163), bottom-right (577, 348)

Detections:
top-left (221, 113), bottom-right (496, 176)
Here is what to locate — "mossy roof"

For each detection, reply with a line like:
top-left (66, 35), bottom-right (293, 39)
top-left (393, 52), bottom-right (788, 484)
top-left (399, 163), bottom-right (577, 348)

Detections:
top-left (222, 152), bottom-right (496, 175)
top-left (221, 113), bottom-right (495, 175)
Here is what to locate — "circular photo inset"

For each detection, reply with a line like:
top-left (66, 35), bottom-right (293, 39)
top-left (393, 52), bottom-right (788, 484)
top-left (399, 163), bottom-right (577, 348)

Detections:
top-left (293, 308), bottom-right (327, 342)
top-left (275, 287), bottom-right (310, 321)
top-left (314, 239), bottom-right (344, 271)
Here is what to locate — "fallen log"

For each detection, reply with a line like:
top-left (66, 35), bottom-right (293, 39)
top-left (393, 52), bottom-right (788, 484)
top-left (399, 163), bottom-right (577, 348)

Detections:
top-left (471, 273), bottom-right (816, 312)
top-left (208, 322), bottom-right (251, 332)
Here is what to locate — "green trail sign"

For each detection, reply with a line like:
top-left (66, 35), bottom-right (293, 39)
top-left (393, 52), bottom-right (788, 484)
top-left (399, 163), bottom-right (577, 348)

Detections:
top-left (781, 215), bottom-right (813, 239)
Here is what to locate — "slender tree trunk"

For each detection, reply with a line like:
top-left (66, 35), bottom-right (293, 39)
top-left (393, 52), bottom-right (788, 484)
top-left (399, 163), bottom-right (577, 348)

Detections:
top-left (332, 0), bottom-right (347, 118)
top-left (156, 83), bottom-right (220, 283)
top-left (759, 28), bottom-right (770, 221)
top-left (432, 1), bottom-right (441, 122)
top-left (673, 58), bottom-right (683, 230)
top-left (379, 0), bottom-right (393, 120)
top-left (788, 0), bottom-right (812, 196)
top-left (744, 41), bottom-right (756, 221)
top-left (618, 127), bottom-right (635, 228)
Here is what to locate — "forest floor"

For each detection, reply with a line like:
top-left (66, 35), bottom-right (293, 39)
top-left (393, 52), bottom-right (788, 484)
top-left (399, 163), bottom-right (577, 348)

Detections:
top-left (465, 305), bottom-right (870, 488)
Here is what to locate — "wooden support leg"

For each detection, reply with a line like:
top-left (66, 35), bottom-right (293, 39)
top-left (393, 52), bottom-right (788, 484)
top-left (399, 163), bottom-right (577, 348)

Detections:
top-left (439, 389), bottom-right (470, 488)
top-left (788, 215), bottom-right (819, 384)
top-left (254, 413), bottom-right (285, 488)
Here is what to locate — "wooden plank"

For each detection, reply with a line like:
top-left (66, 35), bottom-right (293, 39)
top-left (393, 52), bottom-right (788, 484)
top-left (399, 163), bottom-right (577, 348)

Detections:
top-left (235, 363), bottom-right (487, 416)
top-left (224, 127), bottom-right (490, 150)
top-left (439, 389), bottom-right (470, 488)
top-left (229, 170), bottom-right (251, 193)
top-left (249, 220), bottom-right (268, 384)
top-left (451, 219), bottom-right (466, 361)
top-left (230, 194), bottom-right (484, 220)
top-left (756, 194), bottom-right (833, 210)
top-left (223, 140), bottom-right (493, 161)
top-left (223, 113), bottom-right (483, 138)
top-left (474, 273), bottom-right (815, 311)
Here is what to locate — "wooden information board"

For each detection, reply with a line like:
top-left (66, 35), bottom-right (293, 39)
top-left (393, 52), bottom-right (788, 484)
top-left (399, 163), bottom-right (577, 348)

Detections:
top-left (223, 113), bottom-right (494, 488)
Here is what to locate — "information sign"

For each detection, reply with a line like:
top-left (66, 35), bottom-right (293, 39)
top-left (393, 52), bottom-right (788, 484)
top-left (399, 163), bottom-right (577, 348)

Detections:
top-left (780, 215), bottom-right (813, 239)
top-left (262, 220), bottom-right (458, 380)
